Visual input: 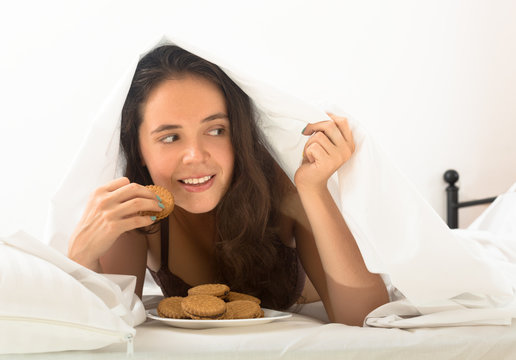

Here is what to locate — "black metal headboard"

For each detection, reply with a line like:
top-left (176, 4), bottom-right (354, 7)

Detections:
top-left (443, 169), bottom-right (497, 228)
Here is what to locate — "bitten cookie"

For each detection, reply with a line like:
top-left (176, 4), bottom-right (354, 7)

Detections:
top-left (141, 185), bottom-right (174, 220)
top-left (157, 296), bottom-right (187, 319)
top-left (225, 291), bottom-right (261, 305)
top-left (188, 283), bottom-right (230, 299)
top-left (181, 295), bottom-right (227, 320)
top-left (224, 300), bottom-right (263, 319)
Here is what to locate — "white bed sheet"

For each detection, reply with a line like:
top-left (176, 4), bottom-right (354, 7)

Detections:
top-left (3, 301), bottom-right (516, 360)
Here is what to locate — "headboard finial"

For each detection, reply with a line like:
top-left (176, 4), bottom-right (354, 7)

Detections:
top-left (444, 169), bottom-right (459, 186)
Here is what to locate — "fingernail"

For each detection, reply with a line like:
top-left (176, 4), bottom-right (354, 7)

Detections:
top-left (158, 202), bottom-right (165, 209)
top-left (150, 216), bottom-right (157, 221)
top-left (301, 126), bottom-right (307, 134)
top-left (156, 195), bottom-right (162, 202)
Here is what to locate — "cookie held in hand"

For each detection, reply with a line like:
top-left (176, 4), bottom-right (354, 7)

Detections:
top-left (140, 185), bottom-right (174, 220)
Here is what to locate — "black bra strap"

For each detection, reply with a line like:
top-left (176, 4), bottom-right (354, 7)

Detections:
top-left (160, 217), bottom-right (169, 269)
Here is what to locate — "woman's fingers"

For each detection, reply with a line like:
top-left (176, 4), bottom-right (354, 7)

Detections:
top-left (101, 176), bottom-right (131, 192)
top-left (112, 181), bottom-right (158, 203)
top-left (96, 180), bottom-right (159, 212)
top-left (303, 132), bottom-right (332, 162)
top-left (328, 113), bottom-right (355, 153)
top-left (303, 120), bottom-right (346, 148)
top-left (297, 114), bottom-right (356, 190)
top-left (86, 178), bottom-right (165, 233)
top-left (118, 214), bottom-right (157, 233)
top-left (117, 196), bottom-right (164, 219)
top-left (302, 114), bottom-right (355, 159)
top-left (305, 142), bottom-right (329, 164)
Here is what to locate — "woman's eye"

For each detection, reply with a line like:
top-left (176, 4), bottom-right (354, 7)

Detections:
top-left (207, 128), bottom-right (225, 136)
top-left (160, 134), bottom-right (177, 143)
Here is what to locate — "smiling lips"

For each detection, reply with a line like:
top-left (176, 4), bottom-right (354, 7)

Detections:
top-left (179, 175), bottom-right (214, 185)
top-left (178, 175), bottom-right (216, 193)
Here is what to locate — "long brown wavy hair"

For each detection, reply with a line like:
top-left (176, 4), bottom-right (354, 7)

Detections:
top-left (120, 45), bottom-right (299, 309)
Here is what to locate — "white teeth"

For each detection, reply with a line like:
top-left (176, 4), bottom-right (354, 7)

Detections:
top-left (182, 175), bottom-right (212, 185)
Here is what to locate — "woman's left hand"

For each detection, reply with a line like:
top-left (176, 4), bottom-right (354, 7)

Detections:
top-left (294, 113), bottom-right (355, 191)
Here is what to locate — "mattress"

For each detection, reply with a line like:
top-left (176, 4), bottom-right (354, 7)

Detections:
top-left (5, 301), bottom-right (516, 360)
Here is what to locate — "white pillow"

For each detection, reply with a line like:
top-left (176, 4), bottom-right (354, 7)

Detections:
top-left (0, 231), bottom-right (144, 355)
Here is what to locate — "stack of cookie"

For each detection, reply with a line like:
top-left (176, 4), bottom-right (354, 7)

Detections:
top-left (157, 284), bottom-right (264, 320)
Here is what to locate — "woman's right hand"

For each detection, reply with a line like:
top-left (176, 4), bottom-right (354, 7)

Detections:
top-left (67, 177), bottom-right (163, 271)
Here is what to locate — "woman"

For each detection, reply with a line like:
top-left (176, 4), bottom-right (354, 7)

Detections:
top-left (68, 45), bottom-right (388, 326)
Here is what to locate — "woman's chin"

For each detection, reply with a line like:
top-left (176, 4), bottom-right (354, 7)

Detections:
top-left (175, 202), bottom-right (217, 215)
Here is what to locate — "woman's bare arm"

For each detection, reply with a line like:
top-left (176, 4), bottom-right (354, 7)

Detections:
top-left (293, 113), bottom-right (389, 325)
top-left (99, 230), bottom-right (148, 299)
top-left (294, 186), bottom-right (388, 325)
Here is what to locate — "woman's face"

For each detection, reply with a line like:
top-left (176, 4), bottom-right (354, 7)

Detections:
top-left (138, 74), bottom-right (234, 214)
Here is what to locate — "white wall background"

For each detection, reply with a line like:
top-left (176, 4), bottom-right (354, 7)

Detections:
top-left (1, 0), bottom-right (515, 240)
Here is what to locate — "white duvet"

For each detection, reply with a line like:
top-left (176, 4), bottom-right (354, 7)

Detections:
top-left (35, 33), bottom-right (516, 329)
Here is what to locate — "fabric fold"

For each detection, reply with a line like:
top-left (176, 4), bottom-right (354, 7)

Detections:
top-left (2, 231), bottom-right (146, 328)
top-left (1, 231), bottom-right (145, 353)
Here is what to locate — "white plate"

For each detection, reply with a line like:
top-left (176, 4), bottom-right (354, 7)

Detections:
top-left (147, 308), bottom-right (292, 329)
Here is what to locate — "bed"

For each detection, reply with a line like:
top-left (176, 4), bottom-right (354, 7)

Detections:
top-left (4, 299), bottom-right (516, 359)
top-left (28, 304), bottom-right (516, 360)
top-left (443, 169), bottom-right (497, 229)
top-left (2, 170), bottom-right (516, 360)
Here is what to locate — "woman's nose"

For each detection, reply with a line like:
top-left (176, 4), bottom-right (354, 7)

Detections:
top-left (181, 140), bottom-right (208, 164)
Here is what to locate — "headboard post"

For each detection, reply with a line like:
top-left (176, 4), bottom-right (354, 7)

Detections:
top-left (444, 169), bottom-right (459, 228)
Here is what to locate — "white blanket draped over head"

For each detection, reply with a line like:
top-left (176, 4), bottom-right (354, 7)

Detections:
top-left (44, 34), bottom-right (516, 328)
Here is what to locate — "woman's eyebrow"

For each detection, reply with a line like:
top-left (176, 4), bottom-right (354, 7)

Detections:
top-left (202, 112), bottom-right (228, 123)
top-left (150, 113), bottom-right (229, 134)
top-left (151, 124), bottom-right (180, 134)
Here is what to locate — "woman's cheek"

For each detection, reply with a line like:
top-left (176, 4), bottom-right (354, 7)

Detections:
top-left (146, 156), bottom-right (176, 185)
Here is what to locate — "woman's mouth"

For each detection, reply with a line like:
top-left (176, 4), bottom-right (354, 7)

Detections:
top-left (180, 175), bottom-right (213, 185)
top-left (178, 175), bottom-right (215, 192)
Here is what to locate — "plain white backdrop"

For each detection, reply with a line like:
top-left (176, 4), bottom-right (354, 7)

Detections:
top-left (1, 0), bottom-right (515, 239)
